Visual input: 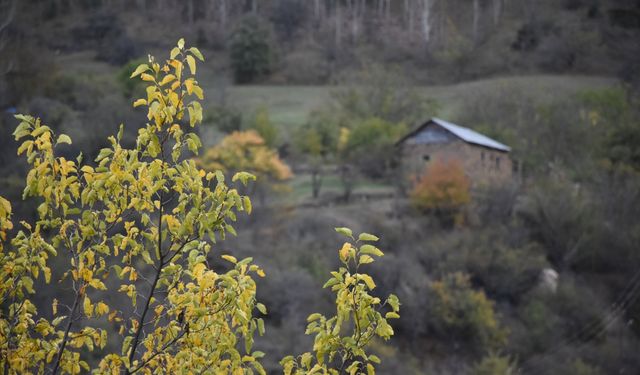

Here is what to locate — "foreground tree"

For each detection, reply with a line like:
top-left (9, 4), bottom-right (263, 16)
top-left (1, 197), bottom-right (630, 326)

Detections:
top-left (0, 40), bottom-right (399, 375)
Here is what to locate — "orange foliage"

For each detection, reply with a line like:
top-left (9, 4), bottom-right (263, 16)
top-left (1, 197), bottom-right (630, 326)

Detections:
top-left (410, 159), bottom-right (471, 211)
top-left (198, 130), bottom-right (292, 182)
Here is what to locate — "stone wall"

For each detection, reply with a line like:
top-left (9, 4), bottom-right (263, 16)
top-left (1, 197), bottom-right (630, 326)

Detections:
top-left (400, 140), bottom-right (513, 187)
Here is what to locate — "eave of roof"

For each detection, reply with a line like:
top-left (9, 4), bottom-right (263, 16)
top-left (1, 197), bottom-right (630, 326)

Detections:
top-left (396, 118), bottom-right (511, 152)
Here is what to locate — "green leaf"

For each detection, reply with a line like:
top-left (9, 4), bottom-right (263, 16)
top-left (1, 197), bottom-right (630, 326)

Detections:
top-left (257, 318), bottom-right (265, 336)
top-left (358, 232), bottom-right (379, 242)
top-left (13, 122), bottom-right (31, 140)
top-left (170, 47), bottom-right (180, 59)
top-left (307, 313), bottom-right (322, 322)
top-left (188, 47), bottom-right (204, 61)
top-left (385, 312), bottom-right (400, 319)
top-left (130, 64), bottom-right (149, 78)
top-left (56, 134), bottom-right (72, 145)
top-left (256, 303), bottom-right (267, 315)
top-left (360, 244), bottom-right (384, 257)
top-left (387, 294), bottom-right (400, 312)
top-left (335, 227), bottom-right (353, 238)
top-left (52, 316), bottom-right (67, 326)
top-left (359, 255), bottom-right (374, 265)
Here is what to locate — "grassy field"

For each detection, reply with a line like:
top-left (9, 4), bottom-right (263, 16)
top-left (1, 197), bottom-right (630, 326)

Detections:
top-left (56, 51), bottom-right (618, 131)
top-left (288, 173), bottom-right (394, 203)
top-left (222, 75), bottom-right (616, 128)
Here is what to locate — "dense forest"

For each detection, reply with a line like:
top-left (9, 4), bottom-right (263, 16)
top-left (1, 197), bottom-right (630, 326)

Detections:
top-left (2, 0), bottom-right (640, 374)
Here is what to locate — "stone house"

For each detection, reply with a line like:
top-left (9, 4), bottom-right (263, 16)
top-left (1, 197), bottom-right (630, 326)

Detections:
top-left (396, 118), bottom-right (513, 187)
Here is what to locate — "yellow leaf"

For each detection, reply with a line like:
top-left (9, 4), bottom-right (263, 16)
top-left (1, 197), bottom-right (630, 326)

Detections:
top-left (193, 263), bottom-right (206, 280)
top-left (339, 242), bottom-right (351, 262)
top-left (221, 255), bottom-right (237, 264)
top-left (56, 134), bottom-right (72, 145)
top-left (186, 55), bottom-right (196, 75)
top-left (359, 274), bottom-right (376, 290)
top-left (133, 99), bottom-right (147, 108)
top-left (159, 74), bottom-right (176, 86)
top-left (96, 302), bottom-right (110, 316)
top-left (83, 296), bottom-right (93, 317)
top-left (141, 73), bottom-right (155, 82)
top-left (184, 79), bottom-right (194, 95)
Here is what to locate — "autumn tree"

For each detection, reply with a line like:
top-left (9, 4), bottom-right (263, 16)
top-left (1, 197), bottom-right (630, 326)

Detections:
top-left (410, 158), bottom-right (471, 226)
top-left (198, 130), bottom-right (291, 204)
top-left (281, 228), bottom-right (400, 374)
top-left (0, 39), bottom-right (399, 375)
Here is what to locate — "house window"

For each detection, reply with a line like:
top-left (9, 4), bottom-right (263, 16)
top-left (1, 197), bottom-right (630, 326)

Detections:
top-left (496, 156), bottom-right (501, 170)
top-left (423, 155), bottom-right (431, 162)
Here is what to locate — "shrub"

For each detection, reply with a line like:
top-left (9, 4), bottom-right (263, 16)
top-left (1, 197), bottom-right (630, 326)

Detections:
top-left (343, 117), bottom-right (406, 179)
top-left (427, 272), bottom-right (508, 352)
top-left (472, 353), bottom-right (518, 375)
top-left (207, 105), bottom-right (244, 134)
top-left (249, 107), bottom-right (278, 148)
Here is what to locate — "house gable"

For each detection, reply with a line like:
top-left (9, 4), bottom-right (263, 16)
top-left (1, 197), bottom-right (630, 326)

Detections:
top-left (397, 118), bottom-right (511, 153)
top-left (404, 123), bottom-right (458, 145)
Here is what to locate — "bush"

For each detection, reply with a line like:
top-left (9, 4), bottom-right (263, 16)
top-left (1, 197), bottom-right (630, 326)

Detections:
top-left (207, 105), bottom-right (243, 134)
top-left (472, 353), bottom-right (518, 375)
top-left (426, 272), bottom-right (508, 353)
top-left (229, 16), bottom-right (275, 84)
top-left (423, 229), bottom-right (549, 302)
top-left (249, 107), bottom-right (278, 148)
top-left (343, 117), bottom-right (406, 179)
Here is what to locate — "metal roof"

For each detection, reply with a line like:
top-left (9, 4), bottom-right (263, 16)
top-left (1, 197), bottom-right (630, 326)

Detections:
top-left (397, 118), bottom-right (511, 152)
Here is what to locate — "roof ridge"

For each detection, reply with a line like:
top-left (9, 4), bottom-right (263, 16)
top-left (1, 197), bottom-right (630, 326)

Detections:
top-left (431, 118), bottom-right (511, 152)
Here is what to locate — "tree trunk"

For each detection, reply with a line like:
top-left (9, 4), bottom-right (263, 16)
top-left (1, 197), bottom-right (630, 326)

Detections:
top-left (473, 0), bottom-right (480, 44)
top-left (339, 164), bottom-right (355, 203)
top-left (311, 169), bottom-right (323, 199)
top-left (493, 0), bottom-right (502, 26)
top-left (335, 0), bottom-right (342, 50)
top-left (421, 0), bottom-right (432, 44)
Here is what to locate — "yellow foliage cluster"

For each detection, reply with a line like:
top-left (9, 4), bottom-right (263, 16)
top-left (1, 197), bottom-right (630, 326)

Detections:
top-left (199, 130), bottom-right (292, 182)
top-left (410, 158), bottom-right (471, 211)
